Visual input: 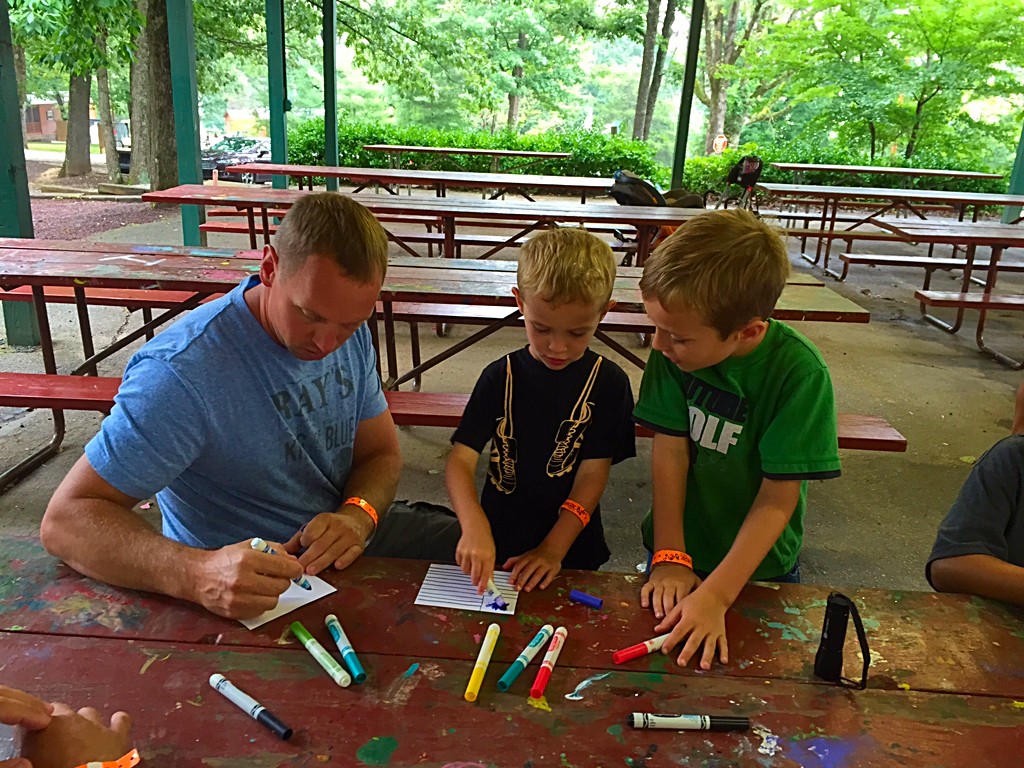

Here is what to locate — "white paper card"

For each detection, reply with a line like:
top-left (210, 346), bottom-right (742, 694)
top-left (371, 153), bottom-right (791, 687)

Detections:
top-left (239, 574), bottom-right (337, 630)
top-left (414, 564), bottom-right (518, 614)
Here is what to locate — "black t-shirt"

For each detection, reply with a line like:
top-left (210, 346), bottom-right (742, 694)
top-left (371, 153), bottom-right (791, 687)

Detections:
top-left (452, 347), bottom-right (636, 569)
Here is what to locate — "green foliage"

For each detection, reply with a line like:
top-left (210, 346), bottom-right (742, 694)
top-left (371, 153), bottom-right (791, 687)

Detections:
top-left (287, 117), bottom-right (670, 185)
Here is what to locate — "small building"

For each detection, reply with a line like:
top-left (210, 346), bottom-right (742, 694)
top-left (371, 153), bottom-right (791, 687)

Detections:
top-left (23, 98), bottom-right (63, 141)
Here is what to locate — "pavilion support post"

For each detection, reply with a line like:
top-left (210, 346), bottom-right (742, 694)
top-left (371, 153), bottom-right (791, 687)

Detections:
top-left (267, 0), bottom-right (290, 190)
top-left (323, 0), bottom-right (339, 191)
top-left (167, 0), bottom-right (205, 245)
top-left (1004, 119), bottom-right (1024, 224)
top-left (671, 0), bottom-right (705, 190)
top-left (0, 2), bottom-right (39, 345)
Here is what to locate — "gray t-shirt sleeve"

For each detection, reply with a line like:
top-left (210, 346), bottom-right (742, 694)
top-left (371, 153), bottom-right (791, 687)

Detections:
top-left (926, 435), bottom-right (1024, 588)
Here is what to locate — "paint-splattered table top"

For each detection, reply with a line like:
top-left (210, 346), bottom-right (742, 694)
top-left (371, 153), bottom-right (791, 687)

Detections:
top-left (3, 630), bottom-right (1021, 768)
top-left (3, 537), bottom-right (1022, 701)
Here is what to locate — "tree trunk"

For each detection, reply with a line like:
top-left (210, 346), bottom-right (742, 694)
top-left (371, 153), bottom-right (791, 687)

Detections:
top-left (505, 33), bottom-right (527, 131)
top-left (14, 45), bottom-right (27, 147)
top-left (60, 73), bottom-right (93, 178)
top-left (128, 0), bottom-right (151, 185)
top-left (703, 78), bottom-right (728, 153)
top-left (96, 35), bottom-right (123, 184)
top-left (633, 0), bottom-right (661, 140)
top-left (147, 0), bottom-right (178, 190)
top-left (642, 0), bottom-right (676, 141)
top-left (868, 121), bottom-right (876, 161)
top-left (905, 100), bottom-right (925, 159)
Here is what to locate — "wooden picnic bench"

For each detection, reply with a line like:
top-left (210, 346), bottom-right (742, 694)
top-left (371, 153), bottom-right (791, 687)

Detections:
top-left (362, 143), bottom-right (570, 174)
top-left (835, 253), bottom-right (1024, 286)
top-left (0, 373), bottom-right (906, 453)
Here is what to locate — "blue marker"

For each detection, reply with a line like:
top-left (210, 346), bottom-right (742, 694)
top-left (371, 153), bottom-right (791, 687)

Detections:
top-left (569, 589), bottom-right (603, 609)
top-left (325, 614), bottom-right (367, 684)
top-left (250, 537), bottom-right (311, 591)
top-left (497, 624), bottom-right (555, 692)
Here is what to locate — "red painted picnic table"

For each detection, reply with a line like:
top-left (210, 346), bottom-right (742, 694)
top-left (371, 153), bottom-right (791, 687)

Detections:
top-left (770, 162), bottom-right (1003, 182)
top-left (363, 142), bottom-right (570, 174)
top-left (226, 162), bottom-right (612, 203)
top-left (141, 184), bottom-right (699, 265)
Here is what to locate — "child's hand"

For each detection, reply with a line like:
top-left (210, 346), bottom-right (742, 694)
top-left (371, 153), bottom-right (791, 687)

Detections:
top-left (455, 524), bottom-right (496, 594)
top-left (654, 583), bottom-right (730, 670)
top-left (505, 548), bottom-right (562, 592)
top-left (641, 563), bottom-right (701, 620)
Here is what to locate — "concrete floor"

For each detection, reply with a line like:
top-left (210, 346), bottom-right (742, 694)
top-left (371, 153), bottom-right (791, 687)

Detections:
top-left (2, 204), bottom-right (1022, 594)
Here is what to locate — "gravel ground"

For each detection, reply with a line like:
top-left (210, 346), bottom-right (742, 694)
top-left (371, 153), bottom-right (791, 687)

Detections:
top-left (29, 199), bottom-right (170, 240)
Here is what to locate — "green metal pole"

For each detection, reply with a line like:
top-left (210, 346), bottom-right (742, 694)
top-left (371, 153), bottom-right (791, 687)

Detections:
top-left (167, 0), bottom-right (204, 245)
top-left (671, 0), bottom-right (706, 190)
top-left (0, 1), bottom-right (39, 345)
top-left (323, 0), bottom-right (338, 191)
top-left (267, 0), bottom-right (290, 190)
top-left (1004, 119), bottom-right (1024, 224)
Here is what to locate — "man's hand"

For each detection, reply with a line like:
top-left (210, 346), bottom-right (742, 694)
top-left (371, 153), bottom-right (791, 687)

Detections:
top-left (641, 562), bottom-right (701, 620)
top-left (654, 583), bottom-right (730, 670)
top-left (189, 541), bottom-right (302, 619)
top-left (284, 510), bottom-right (371, 574)
top-left (505, 547), bottom-right (562, 593)
top-left (456, 521), bottom-right (496, 594)
top-left (0, 686), bottom-right (53, 732)
top-left (21, 703), bottom-right (130, 768)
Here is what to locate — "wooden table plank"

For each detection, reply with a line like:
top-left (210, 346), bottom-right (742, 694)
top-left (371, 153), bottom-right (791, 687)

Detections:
top-left (758, 183), bottom-right (1024, 207)
top-left (363, 144), bottom-right (571, 159)
top-left (6, 631), bottom-right (1020, 767)
top-left (770, 163), bottom-right (1003, 181)
top-left (3, 538), bottom-right (1021, 699)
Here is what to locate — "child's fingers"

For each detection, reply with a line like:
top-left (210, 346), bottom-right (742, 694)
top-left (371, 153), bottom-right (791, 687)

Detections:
top-left (639, 581), bottom-right (654, 608)
top-left (677, 629), bottom-right (704, 668)
top-left (699, 635), bottom-right (718, 671)
top-left (717, 634), bottom-right (729, 665)
top-left (539, 569), bottom-right (556, 590)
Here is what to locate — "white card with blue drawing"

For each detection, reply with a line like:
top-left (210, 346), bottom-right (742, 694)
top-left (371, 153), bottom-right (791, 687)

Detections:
top-left (239, 574), bottom-right (337, 630)
top-left (415, 564), bottom-right (519, 614)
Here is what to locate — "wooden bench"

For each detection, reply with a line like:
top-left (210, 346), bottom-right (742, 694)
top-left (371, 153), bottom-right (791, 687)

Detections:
top-left (915, 290), bottom-right (1024, 369)
top-left (0, 373), bottom-right (908, 453)
top-left (835, 254), bottom-right (1024, 285)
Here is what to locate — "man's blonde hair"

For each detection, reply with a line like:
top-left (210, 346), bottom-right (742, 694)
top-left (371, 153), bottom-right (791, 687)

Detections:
top-left (639, 209), bottom-right (790, 337)
top-left (273, 192), bottom-right (388, 283)
top-left (517, 228), bottom-right (616, 308)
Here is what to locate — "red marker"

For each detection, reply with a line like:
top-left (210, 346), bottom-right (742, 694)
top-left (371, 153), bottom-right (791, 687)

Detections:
top-left (612, 633), bottom-right (671, 664)
top-left (530, 626), bottom-right (568, 699)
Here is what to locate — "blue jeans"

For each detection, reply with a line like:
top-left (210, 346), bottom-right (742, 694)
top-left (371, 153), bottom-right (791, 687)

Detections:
top-left (644, 552), bottom-right (802, 584)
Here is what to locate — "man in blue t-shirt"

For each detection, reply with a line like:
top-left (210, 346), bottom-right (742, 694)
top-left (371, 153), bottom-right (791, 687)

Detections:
top-left (41, 193), bottom-right (449, 619)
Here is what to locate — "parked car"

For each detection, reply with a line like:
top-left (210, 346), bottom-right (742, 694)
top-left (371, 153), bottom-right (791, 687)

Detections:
top-left (116, 136), bottom-right (274, 183)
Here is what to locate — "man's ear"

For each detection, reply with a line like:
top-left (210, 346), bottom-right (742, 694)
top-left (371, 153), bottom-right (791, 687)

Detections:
top-left (260, 244), bottom-right (279, 287)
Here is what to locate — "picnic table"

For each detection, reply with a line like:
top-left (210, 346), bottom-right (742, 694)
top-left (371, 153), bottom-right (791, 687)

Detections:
top-left (226, 162), bottom-right (612, 203)
top-left (2, 535), bottom-right (1022, 765)
top-left (143, 183), bottom-right (702, 265)
top-left (363, 143), bottom-right (570, 174)
top-left (770, 162), bottom-right (1003, 184)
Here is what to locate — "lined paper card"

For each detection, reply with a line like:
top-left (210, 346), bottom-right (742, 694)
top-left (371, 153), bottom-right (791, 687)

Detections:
top-left (415, 564), bottom-right (519, 614)
top-left (239, 575), bottom-right (336, 630)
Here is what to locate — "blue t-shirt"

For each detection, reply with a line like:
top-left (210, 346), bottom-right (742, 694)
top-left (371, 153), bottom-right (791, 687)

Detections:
top-left (85, 275), bottom-right (388, 548)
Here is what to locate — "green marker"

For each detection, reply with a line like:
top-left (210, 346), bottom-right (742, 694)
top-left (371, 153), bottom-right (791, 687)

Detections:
top-left (290, 621), bottom-right (351, 687)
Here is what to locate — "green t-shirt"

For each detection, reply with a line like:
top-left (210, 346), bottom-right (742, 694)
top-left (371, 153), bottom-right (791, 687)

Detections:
top-left (634, 320), bottom-right (841, 580)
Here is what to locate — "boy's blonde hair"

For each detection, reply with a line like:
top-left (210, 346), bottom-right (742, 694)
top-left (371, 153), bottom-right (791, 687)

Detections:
top-left (639, 209), bottom-right (790, 337)
top-left (273, 192), bottom-right (388, 283)
top-left (517, 228), bottom-right (616, 308)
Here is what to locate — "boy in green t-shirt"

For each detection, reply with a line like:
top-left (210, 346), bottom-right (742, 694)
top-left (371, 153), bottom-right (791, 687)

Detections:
top-left (633, 208), bottom-right (841, 670)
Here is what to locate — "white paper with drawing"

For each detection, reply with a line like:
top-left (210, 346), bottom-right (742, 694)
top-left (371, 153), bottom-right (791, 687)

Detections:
top-left (415, 564), bottom-right (519, 614)
top-left (239, 575), bottom-right (336, 630)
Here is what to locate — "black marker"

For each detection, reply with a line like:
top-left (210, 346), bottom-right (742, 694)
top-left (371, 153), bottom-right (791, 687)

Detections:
top-left (627, 713), bottom-right (750, 732)
top-left (210, 673), bottom-right (293, 740)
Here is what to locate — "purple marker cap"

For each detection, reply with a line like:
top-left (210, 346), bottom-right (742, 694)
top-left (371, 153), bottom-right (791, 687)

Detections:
top-left (569, 589), bottom-right (603, 609)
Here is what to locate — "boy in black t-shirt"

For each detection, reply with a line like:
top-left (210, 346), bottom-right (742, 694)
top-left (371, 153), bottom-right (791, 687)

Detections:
top-left (447, 228), bottom-right (636, 594)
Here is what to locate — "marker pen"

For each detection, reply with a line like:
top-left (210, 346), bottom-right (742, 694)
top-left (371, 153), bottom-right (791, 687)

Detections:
top-left (529, 626), bottom-right (567, 699)
top-left (497, 624), bottom-right (554, 692)
top-left (325, 613), bottom-right (367, 684)
top-left (290, 621), bottom-right (352, 687)
top-left (465, 623), bottom-right (501, 702)
top-left (209, 673), bottom-right (293, 740)
top-left (485, 577), bottom-right (509, 610)
top-left (250, 537), bottom-right (312, 590)
top-left (568, 589), bottom-right (603, 609)
top-left (627, 713), bottom-right (750, 732)
top-left (612, 633), bottom-right (671, 664)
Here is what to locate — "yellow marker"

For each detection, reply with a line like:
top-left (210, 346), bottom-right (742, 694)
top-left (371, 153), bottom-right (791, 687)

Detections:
top-left (464, 623), bottom-right (501, 703)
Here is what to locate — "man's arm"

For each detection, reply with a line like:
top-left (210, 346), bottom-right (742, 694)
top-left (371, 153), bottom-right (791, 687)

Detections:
top-left (930, 555), bottom-right (1024, 606)
top-left (656, 477), bottom-right (802, 669)
top-left (287, 409), bottom-right (402, 573)
top-left (41, 455), bottom-right (301, 618)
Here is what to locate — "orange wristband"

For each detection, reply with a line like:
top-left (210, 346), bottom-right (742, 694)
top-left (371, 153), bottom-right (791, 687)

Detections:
top-left (74, 749), bottom-right (141, 768)
top-left (651, 549), bottom-right (693, 569)
top-left (344, 496), bottom-right (378, 527)
top-left (560, 499), bottom-right (590, 527)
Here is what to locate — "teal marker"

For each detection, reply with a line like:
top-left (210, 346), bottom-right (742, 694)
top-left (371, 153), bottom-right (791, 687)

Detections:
top-left (497, 624), bottom-right (554, 692)
top-left (325, 613), bottom-right (367, 684)
top-left (250, 537), bottom-right (311, 591)
top-left (290, 621), bottom-right (352, 687)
